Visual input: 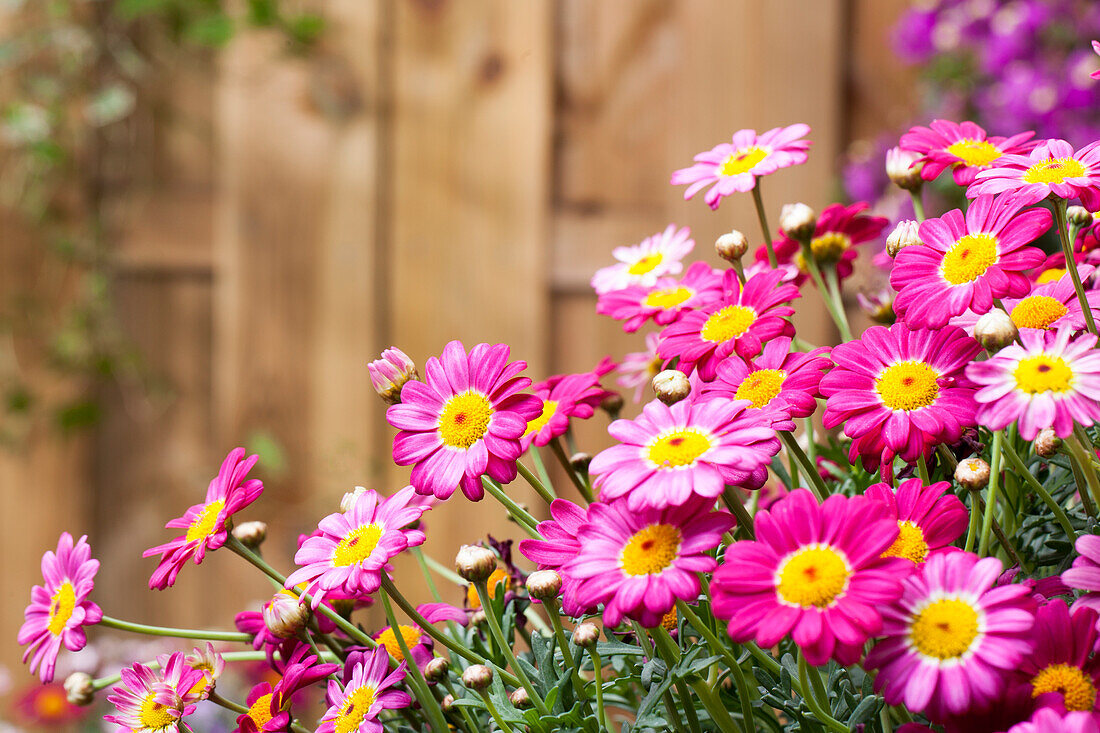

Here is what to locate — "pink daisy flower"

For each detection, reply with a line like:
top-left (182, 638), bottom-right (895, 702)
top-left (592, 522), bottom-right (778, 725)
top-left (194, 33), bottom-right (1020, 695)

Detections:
top-left (866, 551), bottom-right (1037, 722)
top-left (1062, 535), bottom-right (1100, 615)
top-left (821, 323), bottom-right (981, 475)
top-left (143, 447), bottom-right (264, 590)
top-left (105, 652), bottom-right (205, 733)
top-left (590, 396), bottom-right (780, 511)
top-left (865, 479), bottom-right (969, 565)
top-left (519, 498), bottom-right (593, 616)
top-left (891, 192), bottom-right (1051, 328)
top-left (597, 261), bottom-right (724, 333)
top-left (14, 683), bottom-right (86, 726)
top-left (387, 340), bottom-right (541, 501)
top-left (319, 647), bottom-right (411, 733)
top-left (900, 119), bottom-right (1036, 186)
top-left (967, 327), bottom-right (1100, 440)
top-left (590, 224), bottom-right (694, 294)
top-left (1017, 600), bottom-right (1100, 714)
top-left (1009, 708), bottom-right (1100, 733)
top-left (617, 333), bottom-right (663, 403)
top-left (952, 266), bottom-right (1100, 335)
top-left (18, 532), bottom-right (102, 683)
top-left (671, 124), bottom-right (811, 209)
top-left (285, 486), bottom-right (428, 607)
top-left (657, 268), bottom-right (800, 380)
top-left (563, 497), bottom-right (733, 627)
top-left (237, 646), bottom-right (340, 733)
top-left (970, 139), bottom-right (1100, 210)
top-left (180, 643), bottom-right (224, 702)
top-left (521, 369), bottom-right (613, 450)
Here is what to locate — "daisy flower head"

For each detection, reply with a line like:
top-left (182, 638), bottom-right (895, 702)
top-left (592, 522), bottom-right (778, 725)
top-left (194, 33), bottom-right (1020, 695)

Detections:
top-left (14, 683), bottom-right (86, 726)
top-left (237, 646), bottom-right (340, 733)
top-left (970, 138), bottom-right (1100, 210)
top-left (563, 497), bottom-right (734, 628)
top-left (319, 647), bottom-right (411, 733)
top-left (143, 447), bottom-right (264, 590)
top-left (967, 326), bottom-right (1100, 440)
top-left (891, 192), bottom-right (1051, 328)
top-left (820, 323), bottom-right (981, 476)
top-left (590, 395), bottom-right (780, 511)
top-left (18, 532), bottom-right (102, 683)
top-left (1062, 535), bottom-right (1100, 615)
top-left (521, 369), bottom-right (613, 450)
top-left (387, 340), bottom-right (541, 501)
top-left (899, 119), bottom-right (1036, 186)
top-left (590, 224), bottom-right (694, 295)
top-left (180, 643), bottom-right (224, 701)
top-left (865, 479), bottom-right (969, 565)
top-left (1018, 600), bottom-right (1100, 714)
top-left (596, 261), bottom-right (724, 333)
top-left (104, 653), bottom-right (205, 733)
top-left (285, 486), bottom-right (429, 607)
top-left (658, 268), bottom-right (800, 380)
top-left (671, 124), bottom-right (811, 209)
top-left (865, 550), bottom-right (1037, 722)
top-left (519, 498), bottom-right (594, 616)
top-left (617, 332), bottom-right (663, 403)
top-left (712, 489), bottom-right (910, 666)
top-left (953, 266), bottom-right (1100, 335)
top-left (372, 602), bottom-right (466, 669)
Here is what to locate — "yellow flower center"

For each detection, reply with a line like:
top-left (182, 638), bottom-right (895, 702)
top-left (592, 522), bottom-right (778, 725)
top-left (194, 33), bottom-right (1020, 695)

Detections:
top-left (185, 498), bottom-right (226, 543)
top-left (47, 581), bottom-right (76, 636)
top-left (643, 286), bottom-right (693, 310)
top-left (377, 625), bottom-right (422, 663)
top-left (700, 305), bottom-right (757, 342)
top-left (734, 369), bottom-right (786, 408)
top-left (875, 361), bottom-right (941, 411)
top-left (720, 146), bottom-right (769, 177)
top-left (33, 687), bottom-right (69, 719)
top-left (945, 139), bottom-right (1002, 167)
top-left (335, 684), bottom-right (378, 733)
top-left (620, 523), bottom-right (683, 576)
top-left (646, 429), bottom-right (712, 469)
top-left (1037, 267), bottom-right (1067, 284)
top-left (1031, 663), bottom-right (1097, 711)
top-left (332, 524), bottom-right (384, 567)
top-left (246, 692), bottom-right (274, 728)
top-left (910, 598), bottom-right (981, 660)
top-left (776, 545), bottom-right (851, 609)
top-left (467, 567), bottom-right (509, 609)
top-left (882, 520), bottom-right (929, 563)
top-left (628, 253), bottom-right (664, 276)
top-left (138, 692), bottom-right (178, 730)
top-left (660, 607), bottom-right (678, 631)
top-left (941, 233), bottom-right (999, 285)
top-left (523, 400), bottom-right (557, 438)
top-left (438, 391), bottom-right (493, 449)
top-left (1014, 354), bottom-right (1075, 394)
top-left (1022, 156), bottom-right (1087, 184)
top-left (1010, 295), bottom-right (1069, 330)
top-left (809, 232), bottom-right (853, 263)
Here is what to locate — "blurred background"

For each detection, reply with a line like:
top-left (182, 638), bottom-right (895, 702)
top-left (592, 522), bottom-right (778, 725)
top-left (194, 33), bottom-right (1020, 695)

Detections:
top-left (2, 0), bottom-right (1099, 723)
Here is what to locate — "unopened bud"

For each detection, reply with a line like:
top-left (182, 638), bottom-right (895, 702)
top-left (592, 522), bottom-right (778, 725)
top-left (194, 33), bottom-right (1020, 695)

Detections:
top-left (441, 693), bottom-right (455, 711)
top-left (1068, 206), bottom-right (1094, 228)
top-left (955, 457), bottom-right (990, 491)
top-left (232, 521), bottom-right (267, 548)
top-left (600, 392), bottom-right (624, 419)
top-left (455, 545), bottom-right (497, 583)
top-left (570, 452), bottom-right (592, 473)
top-left (974, 310), bottom-right (1019, 352)
top-left (715, 230), bottom-right (749, 263)
top-left (462, 664), bottom-right (494, 691)
top-left (886, 147), bottom-right (924, 191)
top-left (652, 369), bottom-right (690, 405)
top-left (1035, 427), bottom-right (1062, 458)
top-left (368, 347), bottom-right (419, 405)
top-left (779, 203), bottom-right (817, 241)
top-left (509, 687), bottom-right (532, 709)
top-left (64, 672), bottom-right (95, 706)
top-left (263, 590), bottom-right (310, 639)
top-left (470, 609), bottom-right (487, 626)
top-left (572, 622), bottom-right (600, 648)
top-left (340, 487), bottom-right (368, 513)
top-left (886, 220), bottom-right (922, 257)
top-left (526, 570), bottom-right (563, 601)
top-left (424, 657), bottom-right (450, 683)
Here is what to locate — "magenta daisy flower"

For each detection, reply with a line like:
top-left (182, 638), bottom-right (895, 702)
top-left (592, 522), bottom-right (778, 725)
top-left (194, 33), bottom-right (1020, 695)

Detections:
top-left (143, 447), bottom-right (264, 590)
top-left (967, 327), bottom-right (1100, 440)
top-left (712, 489), bottom-right (909, 666)
top-left (617, 333), bottom-right (663, 403)
top-left (1018, 600), bottom-right (1100, 713)
top-left (105, 653), bottom-right (205, 733)
top-left (590, 224), bottom-right (695, 294)
top-left (285, 486), bottom-right (428, 607)
top-left (970, 139), bottom-right (1100, 209)
top-left (952, 266), bottom-right (1100, 335)
top-left (319, 647), bottom-right (411, 733)
top-left (17, 532), bottom-right (102, 683)
top-left (900, 120), bottom-right (1036, 186)
top-left (891, 192), bottom-right (1051, 328)
top-left (865, 479), bottom-right (969, 565)
top-left (671, 124), bottom-right (811, 209)
top-left (1062, 535), bottom-right (1100, 615)
top-left (387, 340), bottom-right (541, 501)
top-left (237, 646), bottom-right (340, 732)
top-left (821, 323), bottom-right (981, 475)
top-left (563, 498), bottom-right (733, 627)
top-left (521, 370), bottom-right (613, 450)
top-left (597, 261), bottom-right (724, 333)
top-left (590, 395), bottom-right (780, 511)
top-left (866, 551), bottom-right (1037, 722)
top-left (658, 268), bottom-right (799, 380)
top-left (1009, 708), bottom-right (1100, 733)
top-left (519, 498), bottom-right (592, 616)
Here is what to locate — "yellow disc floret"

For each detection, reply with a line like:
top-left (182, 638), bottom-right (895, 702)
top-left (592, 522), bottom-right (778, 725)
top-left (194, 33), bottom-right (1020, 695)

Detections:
top-left (700, 305), bottom-right (757, 342)
top-left (945, 139), bottom-right (1003, 167)
top-left (1036, 268), bottom-right (1067, 284)
top-left (139, 692), bottom-right (178, 730)
top-left (1022, 157), bottom-right (1087, 184)
top-left (909, 598), bottom-right (981, 660)
top-left (720, 147), bottom-right (769, 177)
top-left (1031, 663), bottom-right (1097, 711)
top-left (882, 521), bottom-right (930, 563)
top-left (875, 361), bottom-right (941, 411)
top-left (377, 625), bottom-right (422, 663)
top-left (809, 232), bottom-right (853, 263)
top-left (523, 400), bottom-right (557, 438)
top-left (646, 429), bottom-right (712, 469)
top-left (1014, 354), bottom-right (1075, 394)
top-left (629, 253), bottom-right (664, 276)
top-left (185, 498), bottom-right (226, 543)
top-left (1011, 295), bottom-right (1069, 330)
top-left (620, 523), bottom-right (683, 576)
top-left (47, 581), bottom-right (76, 636)
top-left (334, 685), bottom-right (378, 733)
top-left (776, 545), bottom-right (851, 609)
top-left (644, 287), bottom-right (694, 310)
top-left (438, 391), bottom-right (494, 449)
top-left (332, 524), bottom-right (384, 567)
top-left (941, 233), bottom-right (999, 285)
top-left (735, 369), bottom-right (786, 408)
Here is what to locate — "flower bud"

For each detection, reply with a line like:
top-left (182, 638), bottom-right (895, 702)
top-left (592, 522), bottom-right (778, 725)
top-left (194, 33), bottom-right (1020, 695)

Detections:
top-left (64, 672), bottom-right (95, 706)
top-left (779, 203), bottom-right (817, 241)
top-left (715, 230), bottom-right (749, 263)
top-left (886, 147), bottom-right (923, 191)
top-left (569, 452), bottom-right (592, 473)
top-left (652, 369), bottom-right (690, 405)
top-left (441, 693), bottom-right (455, 711)
top-left (455, 545), bottom-right (497, 583)
top-left (462, 664), bottom-right (494, 691)
top-left (856, 289), bottom-right (895, 325)
top-left (424, 657), bottom-right (450, 683)
top-left (509, 687), bottom-right (532, 709)
top-left (1035, 427), bottom-right (1062, 458)
top-left (368, 347), bottom-right (419, 405)
top-left (974, 310), bottom-right (1019, 353)
top-left (955, 457), bottom-right (990, 491)
top-left (885, 220), bottom-right (922, 257)
top-left (526, 570), bottom-right (563, 601)
top-left (340, 487), bottom-right (368, 513)
top-left (263, 589), bottom-right (310, 639)
top-left (470, 609), bottom-right (487, 626)
top-left (600, 392), bottom-right (624, 419)
top-left (572, 622), bottom-right (600, 648)
top-left (231, 521), bottom-right (267, 549)
top-left (1068, 206), bottom-right (1094, 228)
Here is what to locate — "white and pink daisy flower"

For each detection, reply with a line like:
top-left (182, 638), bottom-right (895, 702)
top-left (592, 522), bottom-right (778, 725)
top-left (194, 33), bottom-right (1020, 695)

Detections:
top-left (590, 224), bottom-right (695, 295)
top-left (104, 652), bottom-right (205, 733)
top-left (969, 138), bottom-right (1100, 210)
top-left (597, 261), bottom-right (723, 333)
top-left (900, 119), bottom-right (1036, 186)
top-left (616, 332), bottom-right (663, 403)
top-left (318, 647), bottom-right (411, 733)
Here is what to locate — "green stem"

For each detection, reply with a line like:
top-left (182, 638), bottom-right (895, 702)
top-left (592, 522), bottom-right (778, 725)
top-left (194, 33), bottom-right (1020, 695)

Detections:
top-left (917, 455), bottom-right (931, 485)
top-left (690, 678), bottom-right (743, 733)
top-left (474, 580), bottom-right (550, 718)
top-left (517, 461), bottom-right (556, 505)
top-left (587, 648), bottom-right (611, 732)
top-left (797, 654), bottom-right (847, 733)
top-left (978, 431), bottom-right (1004, 557)
top-left (481, 477), bottom-right (542, 538)
top-left (530, 447), bottom-right (554, 493)
top-left (423, 552), bottom-right (467, 586)
top-left (98, 616), bottom-right (252, 643)
top-left (909, 189), bottom-right (926, 222)
top-left (1054, 198), bottom-right (1098, 335)
top-left (550, 437), bottom-right (594, 503)
top-left (379, 588), bottom-right (450, 733)
top-left (676, 598), bottom-right (759, 728)
top-left (964, 488), bottom-right (981, 554)
top-left (477, 690), bottom-right (516, 733)
top-left (721, 487), bottom-right (756, 540)
top-left (822, 267), bottom-right (853, 341)
top-left (1068, 428), bottom-right (1100, 515)
top-left (1001, 440), bottom-right (1077, 542)
top-left (779, 432), bottom-right (829, 501)
top-left (797, 237), bottom-right (850, 340)
top-left (751, 183), bottom-right (777, 268)
top-left (413, 547), bottom-right (444, 603)
top-left (650, 627), bottom-right (702, 733)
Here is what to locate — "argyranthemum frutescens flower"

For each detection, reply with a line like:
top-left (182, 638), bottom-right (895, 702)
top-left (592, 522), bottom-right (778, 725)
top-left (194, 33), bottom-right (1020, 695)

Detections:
top-left (900, 119), bottom-right (1036, 186)
top-left (518, 498), bottom-right (593, 617)
top-left (104, 652), bottom-right (205, 733)
top-left (597, 261), bottom-right (724, 333)
top-left (952, 265), bottom-right (1100, 334)
top-left (865, 478), bottom-right (969, 565)
top-left (238, 646), bottom-right (340, 732)
top-left (970, 138), bottom-right (1100, 209)
top-left (1017, 600), bottom-right (1100, 714)
top-left (521, 367), bottom-right (613, 450)
top-left (318, 647), bottom-right (411, 733)
top-left (590, 224), bottom-right (695, 294)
